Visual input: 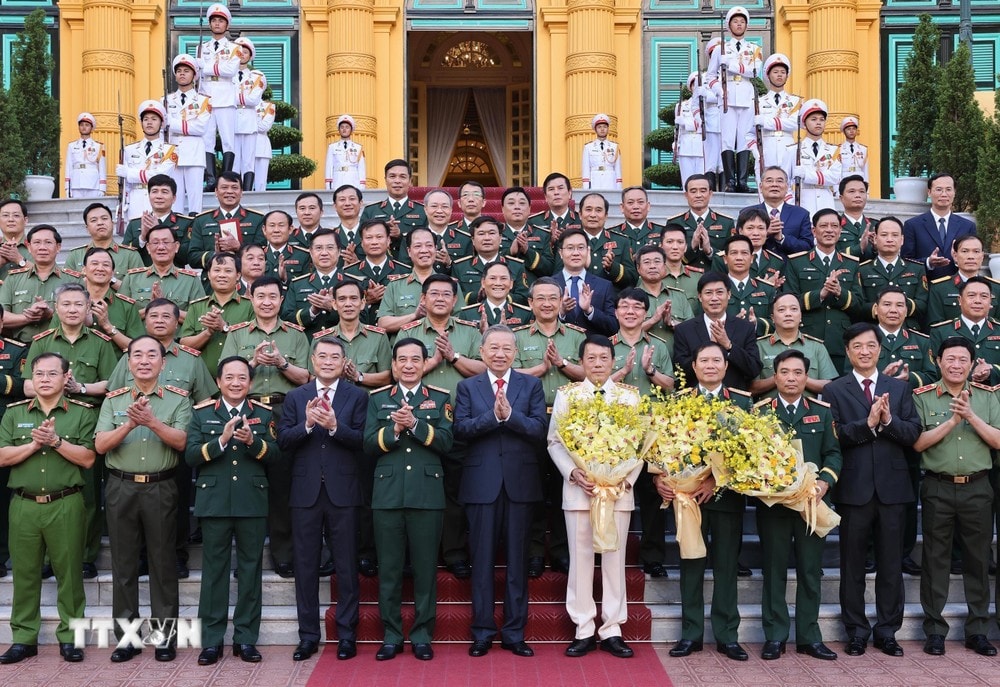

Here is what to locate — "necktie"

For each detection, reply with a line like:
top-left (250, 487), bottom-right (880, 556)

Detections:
top-left (145, 141), bottom-right (152, 156)
top-left (372, 264), bottom-right (382, 278)
top-left (770, 208), bottom-right (779, 220)
top-left (885, 333), bottom-right (896, 347)
top-left (885, 261), bottom-right (895, 274)
top-left (774, 92), bottom-right (780, 105)
top-left (862, 379), bottom-right (873, 405)
top-left (344, 141), bottom-right (348, 149)
top-left (570, 275), bottom-right (580, 303)
top-left (214, 40), bottom-right (219, 51)
top-left (696, 217), bottom-right (705, 232)
top-left (229, 407), bottom-right (239, 418)
top-left (850, 143), bottom-right (855, 154)
top-left (736, 40), bottom-right (742, 53)
top-left (239, 71), bottom-right (244, 81)
top-left (321, 275), bottom-right (332, 288)
top-left (938, 217), bottom-right (947, 242)
top-left (402, 390), bottom-right (413, 406)
top-left (600, 141), bottom-right (604, 150)
top-left (493, 306), bottom-right (502, 323)
top-left (972, 323), bottom-right (981, 338)
top-left (181, 93), bottom-right (187, 105)
top-left (321, 387), bottom-right (331, 405)
top-left (495, 378), bottom-right (505, 397)
top-left (345, 232), bottom-right (355, 245)
top-left (786, 403), bottom-right (795, 417)
top-left (822, 256), bottom-right (831, 270)
top-left (812, 141), bottom-right (819, 157)
top-left (392, 201), bottom-right (400, 214)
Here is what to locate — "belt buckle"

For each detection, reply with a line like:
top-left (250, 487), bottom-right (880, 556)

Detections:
top-left (35, 494), bottom-right (52, 504)
top-left (135, 474), bottom-right (150, 484)
top-left (733, 75), bottom-right (742, 82)
top-left (954, 474), bottom-right (970, 484)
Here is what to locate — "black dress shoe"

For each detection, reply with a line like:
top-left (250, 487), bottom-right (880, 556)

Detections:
top-left (901, 556), bottom-right (921, 576)
top-left (965, 634), bottom-right (998, 656)
top-left (796, 642), bottom-right (837, 660)
top-left (375, 643), bottom-right (401, 661)
top-left (550, 558), bottom-right (570, 574)
top-left (844, 637), bottom-right (866, 656)
top-left (924, 634), bottom-right (946, 655)
top-left (155, 646), bottom-right (176, 662)
top-left (642, 562), bottom-right (668, 578)
top-left (337, 639), bottom-right (357, 660)
top-left (60, 643), bottom-right (84, 662)
top-left (359, 558), bottom-right (378, 578)
top-left (292, 640), bottom-right (319, 661)
top-left (189, 527), bottom-right (203, 543)
top-left (176, 560), bottom-right (190, 580)
top-left (110, 645), bottom-right (142, 662)
top-left (761, 640), bottom-right (785, 660)
top-left (318, 559), bottom-right (336, 578)
top-left (0, 643), bottom-right (37, 664)
top-left (274, 562), bottom-right (294, 578)
top-left (669, 639), bottom-right (703, 657)
top-left (469, 640), bottom-right (491, 657)
top-left (447, 561), bottom-right (472, 579)
top-left (864, 559), bottom-right (876, 574)
top-left (873, 637), bottom-right (904, 657)
top-left (137, 558), bottom-right (149, 577)
top-left (412, 642), bottom-right (433, 660)
top-left (198, 645), bottom-right (223, 665)
top-left (81, 561), bottom-right (98, 579)
top-left (600, 636), bottom-right (634, 658)
top-left (527, 556), bottom-right (545, 579)
top-left (501, 641), bottom-right (534, 657)
top-left (716, 642), bottom-right (748, 661)
top-left (950, 560), bottom-right (963, 575)
top-left (41, 564), bottom-right (54, 580)
top-left (233, 643), bottom-right (262, 662)
top-left (991, 560), bottom-right (997, 576)
top-left (565, 636), bottom-right (597, 657)
top-left (736, 563), bottom-right (752, 577)
top-left (0, 563), bottom-right (6, 578)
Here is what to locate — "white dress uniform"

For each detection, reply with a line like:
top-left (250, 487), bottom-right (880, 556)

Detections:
top-left (64, 115), bottom-right (107, 199)
top-left (324, 114), bottom-right (366, 190)
top-left (719, 25), bottom-right (763, 152)
top-left (198, 33), bottom-right (240, 153)
top-left (753, 90), bottom-right (801, 173)
top-left (253, 101), bottom-right (276, 192)
top-left (233, 67), bottom-right (266, 176)
top-left (676, 98), bottom-right (705, 184)
top-left (121, 138), bottom-right (178, 220)
top-left (581, 113), bottom-right (621, 190)
top-left (166, 80), bottom-right (213, 214)
top-left (838, 116), bottom-right (869, 184)
top-left (677, 71), bottom-right (723, 185)
top-left (787, 98), bottom-right (842, 215)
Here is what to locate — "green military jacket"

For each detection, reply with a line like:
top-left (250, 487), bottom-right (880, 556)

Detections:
top-left (711, 250), bottom-right (787, 287)
top-left (527, 208), bottom-right (582, 235)
top-left (188, 206), bottom-right (265, 270)
top-left (279, 271), bottom-right (350, 335)
top-left (122, 211), bottom-right (193, 267)
top-left (63, 241), bottom-right (144, 281)
top-left (331, 224), bottom-right (366, 264)
top-left (610, 332), bottom-right (673, 396)
top-left (265, 243), bottom-right (311, 283)
top-left (220, 319), bottom-right (310, 396)
top-left (311, 323), bottom-right (391, 377)
top-left (755, 332), bottom-right (839, 400)
top-left (0, 337), bottom-right (27, 421)
top-left (51, 281), bottom-right (144, 348)
top-left (554, 228), bottom-right (637, 289)
top-left (97, 385), bottom-right (192, 472)
top-left (344, 257), bottom-right (412, 325)
top-left (500, 224), bottom-right (554, 281)
top-left (107, 340), bottom-right (217, 402)
top-left (914, 381), bottom-right (1000, 474)
top-left (678, 386), bottom-right (751, 512)
top-left (926, 274), bottom-right (1000, 326)
top-left (452, 255), bottom-right (530, 306)
top-left (360, 199), bottom-right (427, 259)
top-left (432, 226), bottom-right (473, 275)
top-left (26, 326), bottom-right (119, 393)
top-left (378, 273), bottom-right (464, 328)
top-left (755, 396), bottom-right (842, 500)
top-left (0, 239), bottom-right (30, 281)
top-left (638, 281), bottom-right (694, 350)
top-left (837, 214), bottom-right (877, 261)
top-left (457, 301), bottom-right (534, 330)
top-left (185, 398), bottom-right (278, 517)
top-left (610, 220), bottom-right (663, 259)
top-left (856, 257), bottom-right (928, 327)
top-left (179, 292), bottom-right (254, 378)
top-left (1, 396), bottom-right (96, 493)
top-left (514, 322), bottom-right (586, 405)
top-left (119, 264), bottom-right (205, 312)
top-left (0, 266), bottom-right (76, 342)
top-left (399, 316), bottom-right (482, 392)
top-left (662, 264), bottom-right (704, 312)
top-left (929, 318), bottom-right (1000, 386)
top-left (363, 383), bottom-right (453, 510)
top-left (869, 328), bottom-right (938, 389)
top-left (668, 209), bottom-right (735, 268)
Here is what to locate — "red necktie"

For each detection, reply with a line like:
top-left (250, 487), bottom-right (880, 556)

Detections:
top-left (495, 379), bottom-right (505, 397)
top-left (862, 379), bottom-right (873, 405)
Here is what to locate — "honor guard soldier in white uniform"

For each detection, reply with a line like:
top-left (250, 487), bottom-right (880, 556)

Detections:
top-left (232, 37), bottom-right (267, 190)
top-left (253, 100), bottom-right (276, 192)
top-left (118, 101), bottom-right (178, 221)
top-left (324, 115), bottom-right (366, 191)
top-left (702, 39), bottom-right (725, 190)
top-left (580, 114), bottom-right (621, 191)
top-left (676, 72), bottom-right (721, 188)
top-left (719, 6), bottom-right (763, 194)
top-left (789, 99), bottom-right (842, 215)
top-left (198, 3), bottom-right (241, 188)
top-left (167, 54), bottom-right (213, 215)
top-left (838, 116), bottom-right (869, 184)
top-left (752, 53), bottom-right (801, 192)
top-left (64, 113), bottom-right (107, 199)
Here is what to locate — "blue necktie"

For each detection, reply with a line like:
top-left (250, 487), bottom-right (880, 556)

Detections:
top-left (570, 275), bottom-right (580, 303)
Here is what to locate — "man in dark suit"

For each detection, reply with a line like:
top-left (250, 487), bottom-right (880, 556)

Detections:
top-left (748, 166), bottom-right (813, 256)
top-left (824, 323), bottom-right (921, 657)
top-left (902, 173), bottom-right (976, 280)
top-left (552, 228), bottom-right (618, 336)
top-left (454, 324), bottom-right (548, 658)
top-left (672, 272), bottom-right (762, 391)
top-left (277, 336), bottom-right (368, 662)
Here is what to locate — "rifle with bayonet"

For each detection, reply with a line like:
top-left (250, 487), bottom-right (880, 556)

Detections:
top-left (794, 111), bottom-right (802, 205)
top-left (720, 14), bottom-right (728, 114)
top-left (696, 51), bottom-right (707, 142)
top-left (115, 92), bottom-right (126, 237)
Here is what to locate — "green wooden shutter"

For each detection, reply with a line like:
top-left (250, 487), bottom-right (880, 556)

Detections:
top-left (649, 37), bottom-right (696, 169)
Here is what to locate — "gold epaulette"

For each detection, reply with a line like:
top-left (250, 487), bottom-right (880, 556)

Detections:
top-left (312, 326), bottom-right (337, 339)
top-left (193, 398), bottom-right (216, 409)
top-left (7, 399), bottom-right (30, 407)
top-left (165, 385), bottom-right (190, 397)
top-left (226, 322), bottom-right (251, 332)
top-left (787, 251), bottom-right (809, 259)
top-left (364, 324), bottom-right (387, 334)
top-left (842, 254), bottom-right (859, 262)
top-left (808, 398), bottom-right (831, 408)
top-left (370, 384), bottom-right (393, 394)
top-left (564, 323), bottom-right (587, 334)
top-left (455, 319), bottom-right (480, 329)
top-left (387, 273), bottom-right (408, 282)
top-left (7, 267), bottom-right (30, 275)
top-left (177, 344), bottom-right (202, 356)
top-left (106, 386), bottom-right (131, 398)
top-left (32, 329), bottom-right (55, 341)
top-left (425, 384), bottom-right (450, 395)
top-left (126, 266), bottom-right (147, 275)
top-left (118, 244), bottom-right (139, 252)
top-left (179, 268), bottom-right (200, 277)
top-left (248, 398), bottom-right (271, 410)
top-left (971, 382), bottom-right (993, 392)
top-left (189, 295), bottom-right (211, 304)
top-left (929, 319), bottom-right (953, 328)
top-left (283, 320), bottom-right (305, 332)
top-left (753, 398), bottom-right (772, 410)
top-left (62, 268), bottom-right (83, 279)
top-left (504, 255), bottom-right (525, 265)
top-left (2, 337), bottom-right (25, 347)
top-left (914, 383), bottom-right (937, 394)
top-left (727, 387), bottom-right (752, 397)
top-left (905, 329), bottom-right (930, 339)
top-left (930, 276), bottom-right (952, 285)
top-left (115, 293), bottom-right (137, 304)
top-left (68, 398), bottom-right (95, 409)
top-left (803, 333), bottom-right (825, 343)
top-left (453, 256), bottom-right (473, 265)
top-left (512, 323), bottom-right (532, 332)
top-left (291, 273), bottom-right (312, 282)
top-left (400, 320), bottom-right (422, 331)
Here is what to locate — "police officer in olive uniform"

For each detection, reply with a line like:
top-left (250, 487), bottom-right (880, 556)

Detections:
top-left (0, 352), bottom-right (97, 665)
top-left (61, 247), bottom-right (145, 356)
top-left (752, 293), bottom-right (838, 400)
top-left (0, 225), bottom-right (75, 343)
top-left (186, 356), bottom-right (278, 666)
top-left (122, 175), bottom-right (193, 268)
top-left (634, 245), bottom-right (694, 352)
top-left (660, 225), bottom-right (705, 311)
top-left (364, 337), bottom-right (454, 661)
top-left (0, 307), bottom-right (27, 578)
top-left (119, 225), bottom-right (204, 314)
top-left (755, 349), bottom-right (841, 662)
top-left (95, 336), bottom-right (192, 663)
top-left (63, 203), bottom-right (145, 280)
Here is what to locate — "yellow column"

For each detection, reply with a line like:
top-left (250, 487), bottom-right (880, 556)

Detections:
top-left (326, 0), bottom-right (377, 189)
top-left (564, 0), bottom-right (616, 187)
top-left (372, 4), bottom-right (404, 187)
top-left (805, 0), bottom-right (858, 136)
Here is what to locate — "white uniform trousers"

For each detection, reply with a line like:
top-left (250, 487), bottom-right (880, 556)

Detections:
top-left (172, 167), bottom-right (205, 215)
top-left (564, 509), bottom-right (631, 640)
top-left (203, 107), bottom-right (235, 153)
top-left (721, 106), bottom-right (754, 152)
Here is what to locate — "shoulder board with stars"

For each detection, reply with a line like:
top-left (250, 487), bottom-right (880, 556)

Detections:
top-left (32, 329), bottom-right (56, 341)
top-left (165, 385), bottom-right (189, 397)
top-left (119, 244), bottom-right (139, 252)
top-left (283, 321), bottom-right (305, 332)
top-left (455, 319), bottom-right (481, 329)
top-left (227, 322), bottom-right (251, 332)
top-left (364, 324), bottom-right (387, 335)
top-left (2, 337), bottom-right (26, 348)
top-left (369, 384), bottom-right (393, 394)
top-left (400, 320), bottom-right (423, 331)
top-left (971, 382), bottom-right (993, 392)
top-left (106, 386), bottom-right (132, 398)
top-left (68, 398), bottom-right (95, 409)
top-left (179, 268), bottom-right (201, 277)
top-left (91, 329), bottom-right (113, 342)
top-left (176, 344), bottom-right (201, 356)
top-left (8, 267), bottom-right (30, 275)
top-left (127, 266), bottom-right (148, 275)
top-left (512, 323), bottom-right (532, 332)
top-left (564, 323), bottom-right (587, 334)
top-left (913, 383), bottom-right (937, 395)
top-left (190, 295), bottom-right (211, 305)
top-left (753, 398), bottom-right (773, 410)
top-left (193, 398), bottom-right (216, 409)
top-left (62, 268), bottom-right (84, 279)
top-left (453, 256), bottom-right (473, 266)
top-left (312, 326), bottom-right (337, 339)
top-left (617, 382), bottom-right (639, 392)
top-left (115, 293), bottom-right (137, 305)
top-left (249, 398), bottom-right (272, 410)
top-left (387, 273), bottom-right (409, 282)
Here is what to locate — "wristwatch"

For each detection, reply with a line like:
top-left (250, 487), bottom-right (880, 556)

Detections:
top-left (451, 352), bottom-right (461, 363)
top-left (17, 259), bottom-right (26, 268)
top-left (357, 372), bottom-right (365, 384)
top-left (222, 324), bottom-right (230, 333)
top-left (53, 436), bottom-right (63, 450)
top-left (107, 326), bottom-right (120, 337)
top-left (645, 366), bottom-right (656, 377)
top-left (557, 358), bottom-right (568, 369)
top-left (279, 359), bottom-right (290, 371)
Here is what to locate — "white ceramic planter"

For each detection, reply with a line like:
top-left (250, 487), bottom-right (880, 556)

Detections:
top-left (893, 176), bottom-right (927, 204)
top-left (24, 174), bottom-right (55, 201)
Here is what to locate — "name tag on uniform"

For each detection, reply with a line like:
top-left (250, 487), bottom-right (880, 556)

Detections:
top-left (989, 336), bottom-right (1000, 342)
top-left (114, 411), bottom-right (129, 417)
top-left (205, 420), bottom-right (222, 425)
top-left (0, 354), bottom-right (9, 360)
top-left (902, 345), bottom-right (919, 351)
top-left (803, 415), bottom-right (820, 424)
top-left (380, 403), bottom-right (398, 409)
top-left (17, 423), bottom-right (34, 428)
top-left (14, 290), bottom-right (27, 296)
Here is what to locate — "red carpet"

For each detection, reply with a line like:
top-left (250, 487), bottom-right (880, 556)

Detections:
top-left (305, 642), bottom-right (673, 687)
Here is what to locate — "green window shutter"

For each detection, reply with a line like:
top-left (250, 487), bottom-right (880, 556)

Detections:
top-left (970, 38), bottom-right (997, 89)
top-left (649, 38), bottom-right (695, 168)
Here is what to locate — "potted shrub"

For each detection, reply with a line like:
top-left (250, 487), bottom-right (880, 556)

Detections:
top-left (10, 9), bottom-right (60, 200)
top-left (261, 88), bottom-right (315, 187)
top-left (976, 88), bottom-right (1000, 277)
top-left (930, 42), bottom-right (984, 212)
top-left (0, 59), bottom-right (27, 200)
top-left (643, 102), bottom-right (681, 189)
top-left (890, 14), bottom-right (940, 203)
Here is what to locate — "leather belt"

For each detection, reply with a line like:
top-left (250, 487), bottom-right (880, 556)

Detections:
top-left (924, 469), bottom-right (988, 485)
top-left (250, 393), bottom-right (285, 404)
top-left (109, 468), bottom-right (176, 484)
top-left (15, 486), bottom-right (82, 504)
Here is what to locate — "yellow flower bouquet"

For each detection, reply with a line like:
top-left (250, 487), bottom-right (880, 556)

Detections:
top-left (708, 409), bottom-right (840, 537)
top-left (557, 388), bottom-right (650, 553)
top-left (641, 390), bottom-right (741, 559)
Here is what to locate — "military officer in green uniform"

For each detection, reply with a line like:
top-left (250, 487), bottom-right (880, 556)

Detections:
top-left (427, 189), bottom-right (472, 275)
top-left (359, 159), bottom-right (427, 258)
top-left (660, 225), bottom-right (704, 311)
top-left (453, 217), bottom-right (530, 305)
top-left (63, 247), bottom-right (145, 354)
top-left (709, 235), bottom-right (776, 336)
top-left (837, 175), bottom-right (878, 261)
top-left (0, 352), bottom-right (96, 664)
top-left (121, 174), bottom-right (193, 268)
top-left (928, 277), bottom-right (1000, 386)
top-left (94, 336), bottom-right (192, 662)
top-left (186, 356), bottom-right (278, 666)
top-left (0, 305), bottom-right (27, 578)
top-left (752, 293), bottom-right (838, 400)
top-left (63, 203), bottom-right (145, 280)
top-left (448, 182), bottom-right (485, 235)
top-left (290, 191), bottom-right (331, 250)
top-left (364, 337), bottom-right (454, 661)
top-left (0, 198), bottom-right (32, 281)
top-left (856, 216), bottom-right (927, 329)
top-left (220, 275), bottom-right (310, 577)
top-left (612, 186), bottom-right (663, 257)
top-left (755, 349), bottom-right (841, 662)
top-left (457, 261), bottom-right (534, 330)
top-left (119, 224), bottom-right (204, 317)
top-left (867, 287), bottom-right (938, 388)
top-left (711, 208), bottom-right (786, 286)
top-left (188, 171), bottom-right (265, 272)
top-left (0, 225), bottom-right (75, 343)
top-left (559, 194), bottom-right (636, 289)
top-left (281, 228), bottom-right (349, 336)
top-left (527, 172), bottom-right (582, 243)
top-left (179, 252), bottom-right (254, 378)
top-left (926, 235), bottom-right (1000, 326)
top-left (661, 342), bottom-right (752, 660)
top-left (499, 187), bottom-right (554, 282)
top-left (632, 245), bottom-right (693, 352)
top-left (667, 175), bottom-right (735, 269)
top-left (261, 210), bottom-right (311, 284)
top-left (784, 208), bottom-right (865, 372)
top-left (343, 220), bottom-right (411, 325)
top-left (912, 337), bottom-right (1000, 658)
top-left (513, 277), bottom-right (586, 576)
